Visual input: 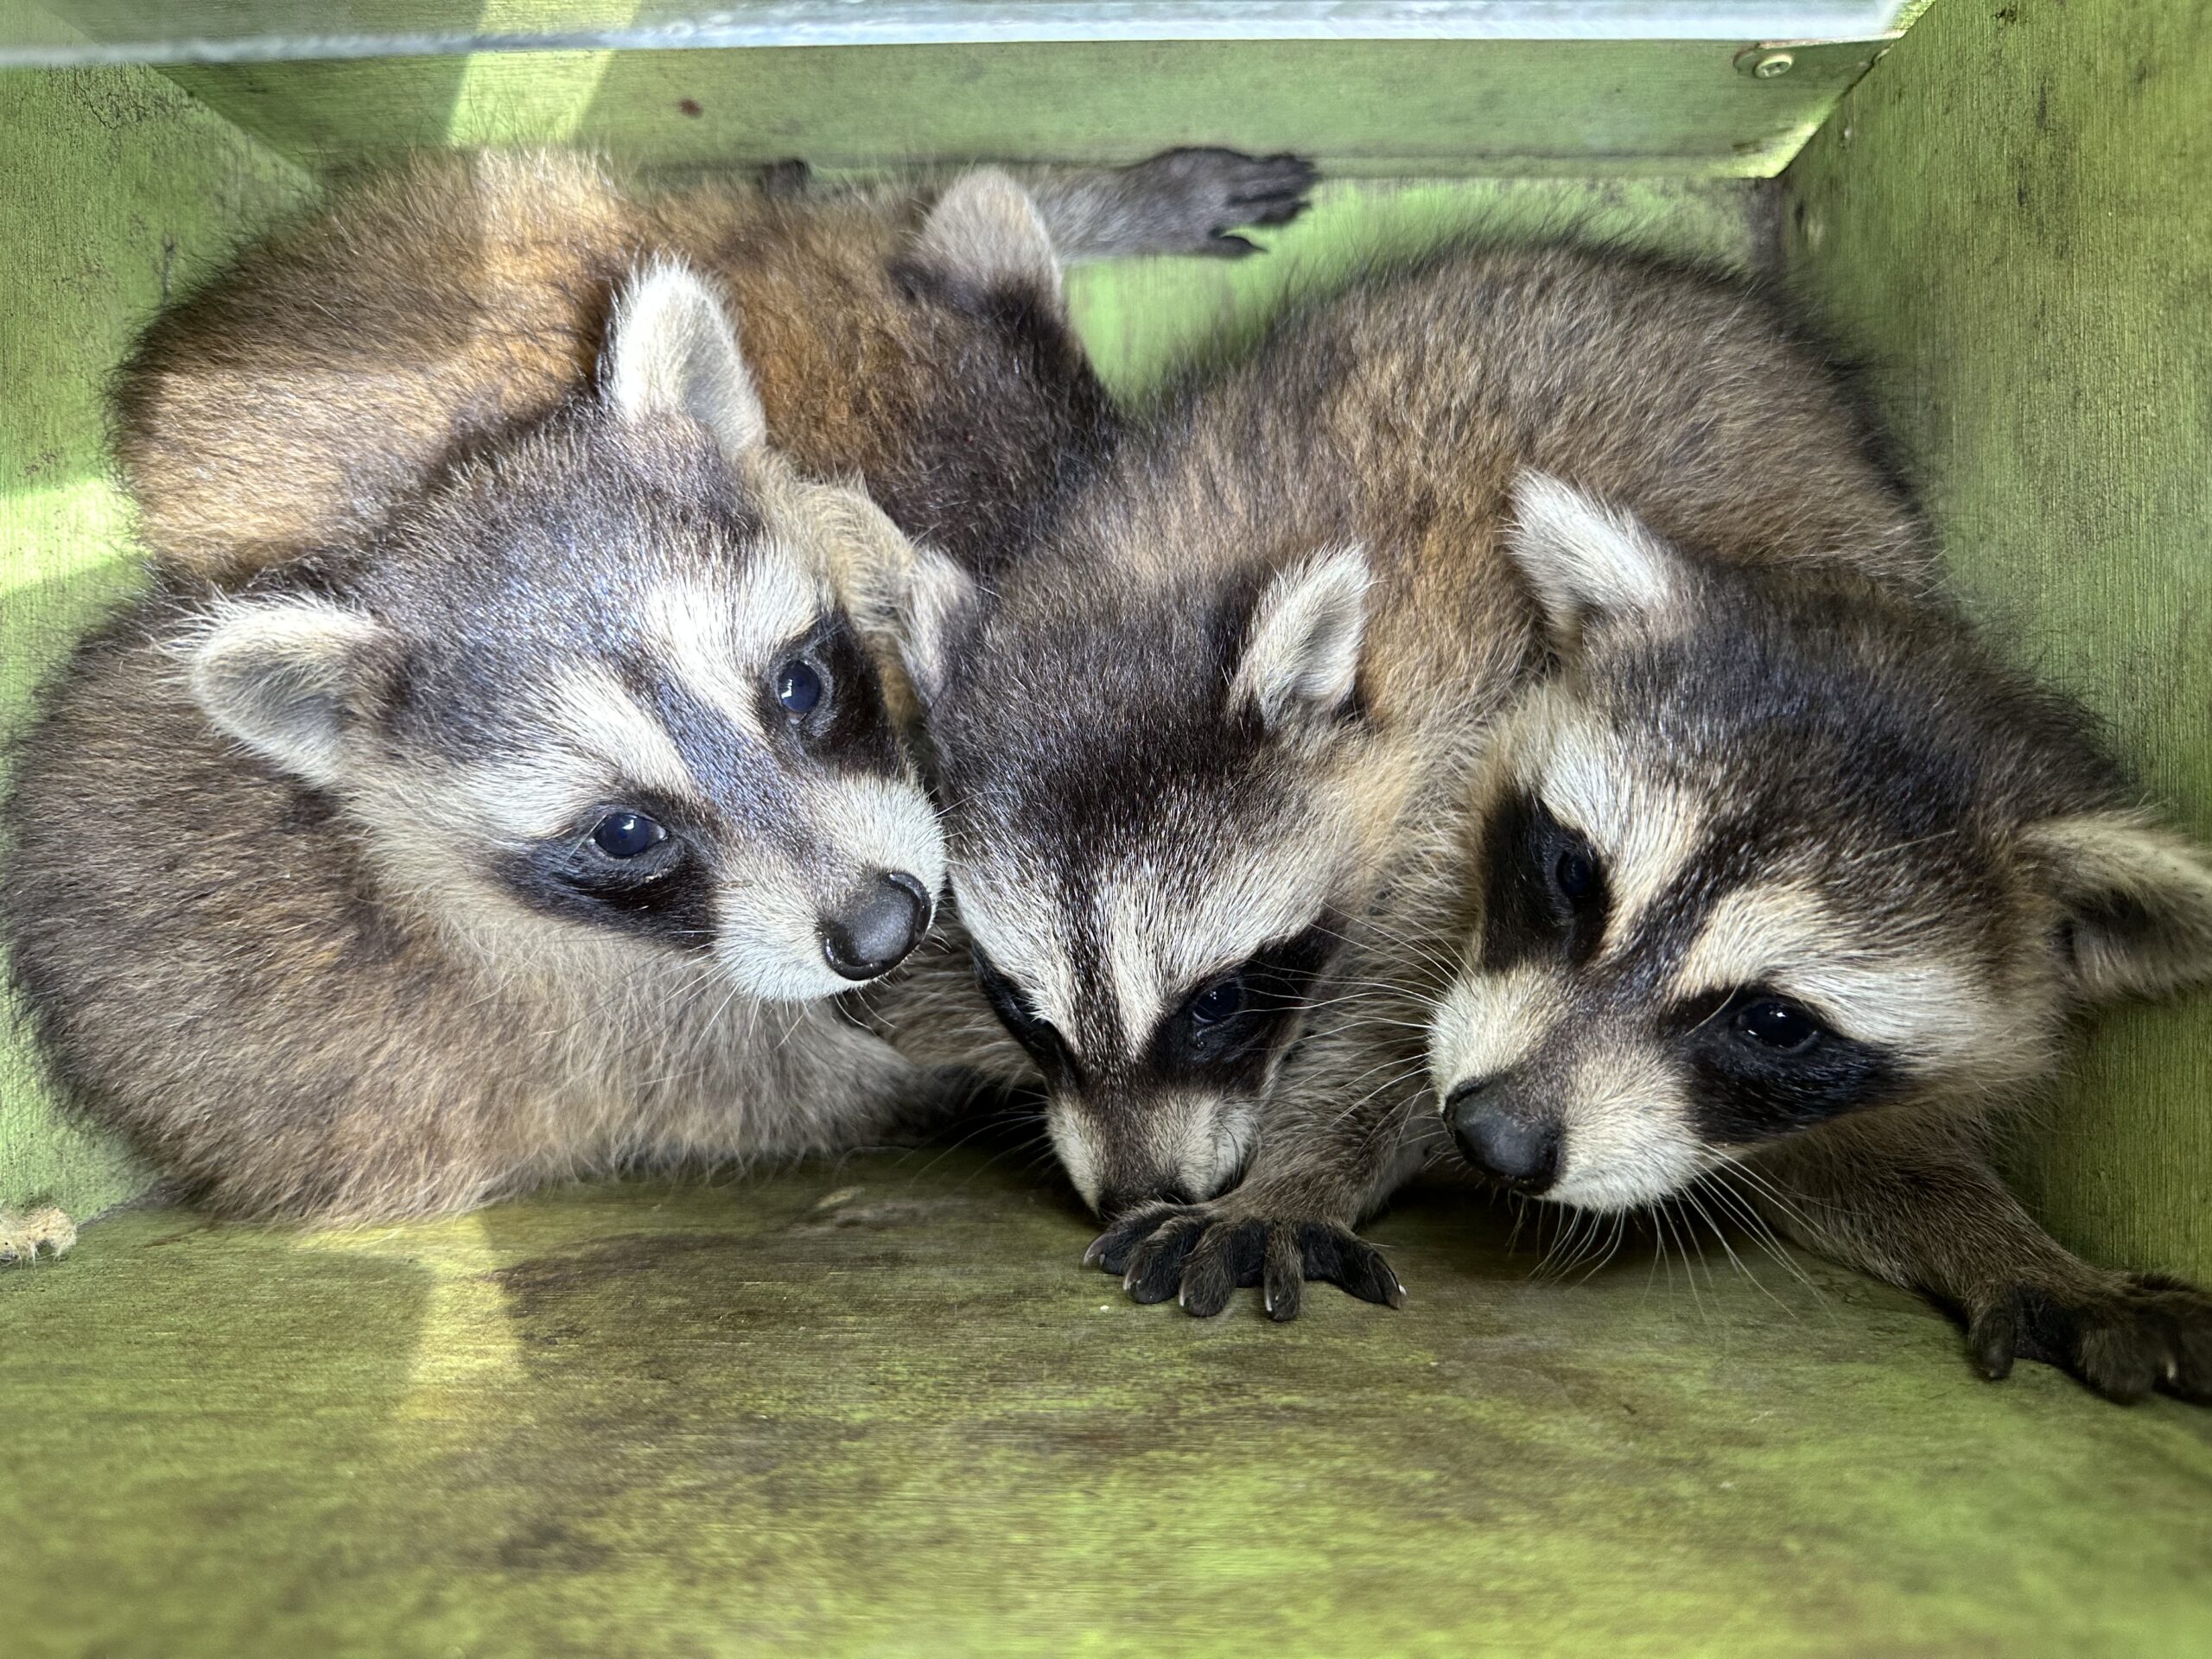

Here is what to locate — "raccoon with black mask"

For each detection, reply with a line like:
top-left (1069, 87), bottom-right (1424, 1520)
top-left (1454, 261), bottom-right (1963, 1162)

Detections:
top-left (1423, 475), bottom-right (2212, 1403)
top-left (895, 245), bottom-right (1930, 1306)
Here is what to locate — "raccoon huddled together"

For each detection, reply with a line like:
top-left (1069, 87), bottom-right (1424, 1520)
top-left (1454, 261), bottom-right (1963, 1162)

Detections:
top-left (4, 152), bottom-right (2207, 1402)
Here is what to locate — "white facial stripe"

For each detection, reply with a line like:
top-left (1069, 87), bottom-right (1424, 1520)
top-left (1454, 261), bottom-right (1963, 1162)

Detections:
top-left (1097, 819), bottom-right (1350, 1055)
top-left (1540, 723), bottom-right (1705, 962)
top-left (1548, 1045), bottom-right (1712, 1211)
top-left (646, 559), bottom-right (823, 734)
top-left (437, 666), bottom-right (696, 846)
top-left (1047, 1107), bottom-right (1103, 1211)
top-left (953, 855), bottom-right (1085, 1039)
top-left (1428, 964), bottom-right (1557, 1095)
top-left (1672, 883), bottom-right (1996, 1066)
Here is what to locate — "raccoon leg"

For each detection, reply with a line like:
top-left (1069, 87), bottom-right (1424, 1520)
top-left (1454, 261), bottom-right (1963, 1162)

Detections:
top-left (1025, 149), bottom-right (1317, 263)
top-left (0, 1204), bottom-right (78, 1266)
top-left (1744, 1116), bottom-right (2212, 1404)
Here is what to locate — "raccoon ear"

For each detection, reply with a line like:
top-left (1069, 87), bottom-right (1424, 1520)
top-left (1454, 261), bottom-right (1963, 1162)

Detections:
top-left (912, 168), bottom-right (1063, 305)
top-left (1504, 471), bottom-right (1681, 644)
top-left (2023, 811), bottom-right (2212, 1002)
top-left (1230, 545), bottom-right (1371, 732)
top-left (604, 261), bottom-right (768, 459)
top-left (894, 541), bottom-right (983, 709)
top-left (187, 596), bottom-right (388, 790)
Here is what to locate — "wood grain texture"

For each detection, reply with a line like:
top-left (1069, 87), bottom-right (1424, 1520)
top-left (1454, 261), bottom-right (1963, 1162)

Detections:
top-left (159, 35), bottom-right (1883, 179)
top-left (0, 39), bottom-right (312, 1219)
top-left (3, 1152), bottom-right (2208, 1656)
top-left (1782, 0), bottom-right (2212, 1281)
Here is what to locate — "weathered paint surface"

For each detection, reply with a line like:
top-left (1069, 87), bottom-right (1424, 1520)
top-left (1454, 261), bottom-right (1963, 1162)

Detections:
top-left (0, 35), bottom-right (312, 1218)
top-left (3, 1151), bottom-right (2208, 1656)
top-left (1783, 0), bottom-right (2212, 1281)
top-left (159, 35), bottom-right (1883, 179)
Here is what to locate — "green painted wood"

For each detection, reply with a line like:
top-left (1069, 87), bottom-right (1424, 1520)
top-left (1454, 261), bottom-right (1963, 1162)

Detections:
top-left (1781, 0), bottom-right (2212, 1281)
top-left (17, 1), bottom-right (1922, 61)
top-left (158, 35), bottom-right (1886, 180)
top-left (3, 1150), bottom-right (2208, 1656)
top-left (0, 30), bottom-right (314, 1219)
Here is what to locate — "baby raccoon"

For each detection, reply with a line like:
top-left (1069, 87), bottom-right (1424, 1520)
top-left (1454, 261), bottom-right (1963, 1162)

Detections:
top-left (3, 147), bottom-right (1313, 1222)
top-left (114, 146), bottom-right (1315, 587)
top-left (2, 268), bottom-right (950, 1220)
top-left (898, 244), bottom-right (1929, 1276)
top-left (1422, 475), bottom-right (2212, 1402)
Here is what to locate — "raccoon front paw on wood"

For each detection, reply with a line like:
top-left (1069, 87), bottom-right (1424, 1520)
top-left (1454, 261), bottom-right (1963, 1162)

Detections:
top-left (0, 1204), bottom-right (78, 1267)
top-left (1967, 1274), bottom-right (2212, 1404)
top-left (1111, 148), bottom-right (1319, 257)
top-left (1086, 1202), bottom-right (1404, 1322)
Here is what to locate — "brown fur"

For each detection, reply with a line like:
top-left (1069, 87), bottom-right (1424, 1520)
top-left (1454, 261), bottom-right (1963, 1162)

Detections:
top-left (8, 148), bottom-right (1312, 1222)
top-left (925, 242), bottom-right (1929, 1287)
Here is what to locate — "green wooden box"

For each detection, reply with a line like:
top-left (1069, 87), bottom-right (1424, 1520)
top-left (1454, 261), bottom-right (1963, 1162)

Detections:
top-left (3, 4), bottom-right (2207, 1654)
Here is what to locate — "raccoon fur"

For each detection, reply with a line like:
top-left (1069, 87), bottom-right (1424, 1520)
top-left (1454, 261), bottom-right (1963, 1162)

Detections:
top-left (3, 268), bottom-right (957, 1220)
top-left (1418, 475), bottom-right (2212, 1402)
top-left (113, 146), bottom-right (1314, 588)
top-left (898, 245), bottom-right (1929, 1279)
top-left (3, 148), bottom-right (1312, 1222)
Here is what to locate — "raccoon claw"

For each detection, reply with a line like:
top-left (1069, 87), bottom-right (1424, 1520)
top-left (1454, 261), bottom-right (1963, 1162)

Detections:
top-left (1086, 1205), bottom-right (1402, 1321)
top-left (1967, 1274), bottom-right (2212, 1404)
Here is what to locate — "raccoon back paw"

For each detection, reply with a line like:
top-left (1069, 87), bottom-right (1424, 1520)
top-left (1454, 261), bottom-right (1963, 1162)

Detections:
top-left (1114, 149), bottom-right (1318, 257)
top-left (1967, 1274), bottom-right (2212, 1404)
top-left (1084, 1203), bottom-right (1402, 1321)
top-left (0, 1204), bottom-right (78, 1267)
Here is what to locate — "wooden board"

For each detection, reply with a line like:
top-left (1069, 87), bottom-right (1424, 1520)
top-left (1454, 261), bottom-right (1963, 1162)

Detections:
top-left (156, 35), bottom-right (1891, 179)
top-left (1783, 0), bottom-right (2212, 1281)
top-left (0, 26), bottom-right (313, 1221)
top-left (3, 1152), bottom-right (2209, 1656)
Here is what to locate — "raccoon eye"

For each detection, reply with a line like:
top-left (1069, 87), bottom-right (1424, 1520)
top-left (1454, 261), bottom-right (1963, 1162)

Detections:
top-left (1734, 998), bottom-right (1823, 1054)
top-left (590, 810), bottom-right (667, 860)
top-left (1553, 847), bottom-right (1598, 902)
top-left (1188, 977), bottom-right (1244, 1027)
top-left (774, 659), bottom-right (824, 715)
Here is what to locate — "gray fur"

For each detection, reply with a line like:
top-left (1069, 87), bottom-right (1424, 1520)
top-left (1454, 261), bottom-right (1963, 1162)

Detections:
top-left (1427, 483), bottom-right (2212, 1401)
top-left (917, 241), bottom-right (1929, 1247)
top-left (6, 146), bottom-right (1316, 1223)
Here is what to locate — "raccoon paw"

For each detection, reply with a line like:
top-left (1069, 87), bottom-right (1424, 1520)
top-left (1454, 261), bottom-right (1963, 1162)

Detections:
top-left (1116, 149), bottom-right (1318, 257)
top-left (0, 1204), bottom-right (78, 1267)
top-left (1967, 1274), bottom-right (2212, 1404)
top-left (1084, 1204), bottom-right (1402, 1321)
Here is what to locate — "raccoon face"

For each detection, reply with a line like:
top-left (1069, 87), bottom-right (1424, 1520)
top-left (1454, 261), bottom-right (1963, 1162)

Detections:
top-left (185, 263), bottom-right (945, 1001)
top-left (1426, 474), bottom-right (2212, 1211)
top-left (906, 543), bottom-right (1407, 1215)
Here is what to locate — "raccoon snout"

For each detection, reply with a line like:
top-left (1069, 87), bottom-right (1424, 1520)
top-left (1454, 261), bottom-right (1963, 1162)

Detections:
top-left (1444, 1075), bottom-right (1562, 1194)
top-left (819, 872), bottom-right (932, 980)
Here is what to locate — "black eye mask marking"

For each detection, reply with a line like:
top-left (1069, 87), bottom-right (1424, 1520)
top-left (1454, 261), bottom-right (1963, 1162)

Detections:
top-left (1147, 925), bottom-right (1338, 1089)
top-left (975, 950), bottom-right (1080, 1089)
top-left (499, 793), bottom-right (715, 951)
top-left (1478, 794), bottom-right (1611, 971)
top-left (1669, 986), bottom-right (1904, 1143)
top-left (762, 612), bottom-right (902, 778)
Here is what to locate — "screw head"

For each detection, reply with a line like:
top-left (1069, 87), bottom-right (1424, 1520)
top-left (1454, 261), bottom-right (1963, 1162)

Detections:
top-left (1753, 50), bottom-right (1796, 78)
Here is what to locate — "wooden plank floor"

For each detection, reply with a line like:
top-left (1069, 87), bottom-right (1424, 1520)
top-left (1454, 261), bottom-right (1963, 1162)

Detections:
top-left (6, 1147), bottom-right (2209, 1656)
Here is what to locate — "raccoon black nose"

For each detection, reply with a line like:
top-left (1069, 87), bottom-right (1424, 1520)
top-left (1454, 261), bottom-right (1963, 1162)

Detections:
top-left (821, 873), bottom-right (932, 980)
top-left (1446, 1079), bottom-right (1560, 1193)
